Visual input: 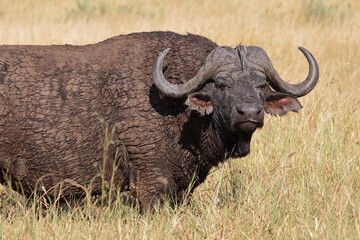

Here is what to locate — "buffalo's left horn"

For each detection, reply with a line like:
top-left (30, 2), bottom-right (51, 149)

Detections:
top-left (266, 47), bottom-right (319, 97)
top-left (152, 48), bottom-right (213, 99)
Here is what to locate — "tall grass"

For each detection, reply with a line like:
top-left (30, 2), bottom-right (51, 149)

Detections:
top-left (0, 0), bottom-right (359, 239)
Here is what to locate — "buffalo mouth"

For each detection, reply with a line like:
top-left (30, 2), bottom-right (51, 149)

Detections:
top-left (235, 120), bottom-right (263, 135)
top-left (229, 120), bottom-right (263, 158)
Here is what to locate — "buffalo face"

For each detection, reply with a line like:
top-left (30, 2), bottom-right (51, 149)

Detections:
top-left (153, 45), bottom-right (319, 158)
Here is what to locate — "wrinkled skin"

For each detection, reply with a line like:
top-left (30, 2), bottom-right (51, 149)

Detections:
top-left (0, 32), bottom-right (318, 209)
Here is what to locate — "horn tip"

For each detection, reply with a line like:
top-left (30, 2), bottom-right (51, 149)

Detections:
top-left (298, 46), bottom-right (311, 55)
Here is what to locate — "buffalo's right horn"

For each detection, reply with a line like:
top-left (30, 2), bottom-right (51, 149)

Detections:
top-left (266, 47), bottom-right (319, 97)
top-left (152, 48), bottom-right (214, 99)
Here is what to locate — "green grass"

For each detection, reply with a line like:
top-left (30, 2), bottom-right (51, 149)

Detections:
top-left (0, 0), bottom-right (359, 239)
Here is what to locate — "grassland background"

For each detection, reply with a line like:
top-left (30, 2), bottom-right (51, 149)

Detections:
top-left (0, 0), bottom-right (359, 239)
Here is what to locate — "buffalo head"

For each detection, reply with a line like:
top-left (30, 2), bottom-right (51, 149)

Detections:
top-left (152, 45), bottom-right (319, 158)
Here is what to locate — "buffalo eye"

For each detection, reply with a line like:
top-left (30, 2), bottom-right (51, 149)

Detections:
top-left (216, 83), bottom-right (229, 91)
top-left (254, 83), bottom-right (267, 100)
top-left (255, 83), bottom-right (267, 91)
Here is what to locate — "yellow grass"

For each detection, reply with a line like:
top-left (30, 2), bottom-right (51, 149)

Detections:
top-left (0, 0), bottom-right (359, 239)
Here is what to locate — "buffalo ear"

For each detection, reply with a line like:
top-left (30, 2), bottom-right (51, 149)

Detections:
top-left (264, 90), bottom-right (303, 116)
top-left (185, 92), bottom-right (213, 116)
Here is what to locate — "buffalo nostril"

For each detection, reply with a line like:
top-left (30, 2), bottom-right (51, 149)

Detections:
top-left (237, 109), bottom-right (244, 115)
top-left (236, 106), bottom-right (247, 116)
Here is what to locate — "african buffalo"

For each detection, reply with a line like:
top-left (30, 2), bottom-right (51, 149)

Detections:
top-left (0, 31), bottom-right (318, 208)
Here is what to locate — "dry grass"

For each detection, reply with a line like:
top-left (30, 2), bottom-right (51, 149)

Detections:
top-left (0, 0), bottom-right (359, 239)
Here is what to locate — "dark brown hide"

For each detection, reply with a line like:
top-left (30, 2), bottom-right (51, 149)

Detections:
top-left (0, 32), bottom-right (220, 207)
top-left (0, 32), bottom-right (318, 208)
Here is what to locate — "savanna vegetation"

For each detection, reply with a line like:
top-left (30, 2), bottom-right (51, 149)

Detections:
top-left (0, 0), bottom-right (359, 239)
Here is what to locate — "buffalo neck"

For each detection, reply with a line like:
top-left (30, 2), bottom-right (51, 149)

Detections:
top-left (179, 112), bottom-right (228, 186)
